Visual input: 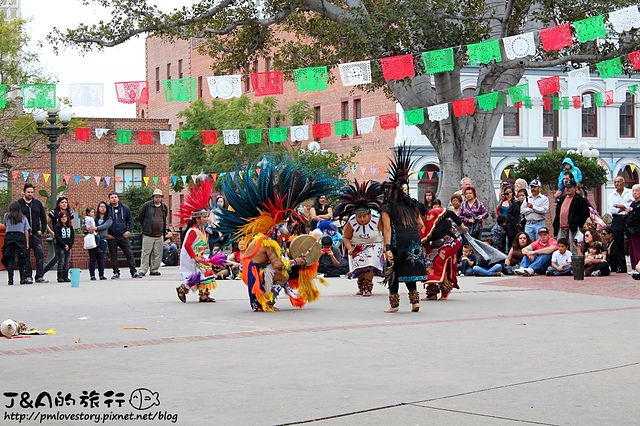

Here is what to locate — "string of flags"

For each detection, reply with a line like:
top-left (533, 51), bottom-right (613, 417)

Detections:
top-left (495, 162), bottom-right (635, 180)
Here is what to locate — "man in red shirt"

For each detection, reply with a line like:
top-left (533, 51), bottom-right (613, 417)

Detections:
top-left (515, 227), bottom-right (558, 276)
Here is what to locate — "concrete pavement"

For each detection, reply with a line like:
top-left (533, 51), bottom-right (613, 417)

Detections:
top-left (1, 266), bottom-right (640, 425)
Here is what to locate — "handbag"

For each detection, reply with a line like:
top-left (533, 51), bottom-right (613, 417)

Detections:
top-left (84, 233), bottom-right (98, 250)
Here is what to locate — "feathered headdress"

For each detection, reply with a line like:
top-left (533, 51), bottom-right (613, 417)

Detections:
top-left (383, 143), bottom-right (420, 227)
top-left (387, 143), bottom-right (415, 195)
top-left (338, 179), bottom-right (383, 216)
top-left (176, 178), bottom-right (213, 225)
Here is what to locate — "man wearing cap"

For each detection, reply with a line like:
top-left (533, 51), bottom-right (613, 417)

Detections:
top-left (521, 179), bottom-right (549, 241)
top-left (553, 179), bottom-right (590, 254)
top-left (515, 227), bottom-right (558, 276)
top-left (138, 189), bottom-right (168, 276)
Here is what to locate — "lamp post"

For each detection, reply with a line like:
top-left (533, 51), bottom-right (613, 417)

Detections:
top-left (32, 107), bottom-right (73, 210)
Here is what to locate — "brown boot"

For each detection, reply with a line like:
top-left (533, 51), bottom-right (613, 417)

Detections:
top-left (362, 277), bottom-right (373, 296)
top-left (176, 284), bottom-right (188, 303)
top-left (422, 283), bottom-right (439, 301)
top-left (198, 289), bottom-right (216, 303)
top-left (356, 276), bottom-right (365, 295)
top-left (384, 294), bottom-right (400, 313)
top-left (408, 291), bottom-right (420, 312)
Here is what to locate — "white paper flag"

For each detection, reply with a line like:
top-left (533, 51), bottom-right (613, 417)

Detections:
top-left (95, 128), bottom-right (110, 139)
top-left (582, 94), bottom-right (592, 108)
top-left (290, 125), bottom-right (309, 142)
top-left (159, 131), bottom-right (176, 146)
top-left (427, 104), bottom-right (449, 122)
top-left (223, 129), bottom-right (240, 145)
top-left (68, 83), bottom-right (104, 107)
top-left (356, 117), bottom-right (375, 134)
top-left (567, 66), bottom-right (591, 88)
top-left (338, 61), bottom-right (372, 86)
top-left (207, 75), bottom-right (242, 99)
top-left (502, 32), bottom-right (536, 59)
top-left (609, 6), bottom-right (640, 33)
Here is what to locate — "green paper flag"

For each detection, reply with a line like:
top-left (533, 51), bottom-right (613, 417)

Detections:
top-left (594, 92), bottom-right (605, 107)
top-left (244, 129), bottom-right (263, 144)
top-left (573, 15), bottom-right (606, 43)
top-left (153, 176), bottom-right (159, 185)
top-left (562, 96), bottom-right (570, 109)
top-left (293, 66), bottom-right (329, 92)
top-left (477, 92), bottom-right (500, 111)
top-left (334, 120), bottom-right (355, 136)
top-left (0, 84), bottom-right (6, 109)
top-left (629, 84), bottom-right (639, 95)
top-left (552, 96), bottom-right (560, 110)
top-left (268, 127), bottom-right (288, 143)
top-left (21, 84), bottom-right (56, 108)
top-left (116, 129), bottom-right (132, 144)
top-left (467, 40), bottom-right (502, 65)
top-left (596, 57), bottom-right (623, 79)
top-left (524, 96), bottom-right (533, 109)
top-left (403, 109), bottom-right (424, 126)
top-left (162, 78), bottom-right (197, 101)
top-left (507, 84), bottom-right (529, 104)
top-left (421, 48), bottom-right (455, 74)
top-left (418, 171), bottom-right (425, 179)
top-left (180, 130), bottom-right (197, 140)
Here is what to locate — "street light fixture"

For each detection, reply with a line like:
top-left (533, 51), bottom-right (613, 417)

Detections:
top-left (32, 106), bottom-right (73, 210)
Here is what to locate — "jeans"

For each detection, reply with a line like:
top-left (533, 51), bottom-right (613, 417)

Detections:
top-left (525, 221), bottom-right (546, 242)
top-left (520, 253), bottom-right (553, 275)
top-left (472, 264), bottom-right (502, 276)
top-left (546, 265), bottom-right (572, 276)
top-left (23, 234), bottom-right (45, 280)
top-left (458, 259), bottom-right (474, 276)
top-left (89, 239), bottom-right (107, 278)
top-left (55, 247), bottom-right (71, 279)
top-left (162, 243), bottom-right (178, 256)
top-left (107, 234), bottom-right (137, 276)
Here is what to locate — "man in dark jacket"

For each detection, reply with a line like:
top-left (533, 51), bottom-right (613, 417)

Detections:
top-left (552, 179), bottom-right (590, 254)
top-left (16, 183), bottom-right (48, 284)
top-left (137, 189), bottom-right (168, 276)
top-left (107, 191), bottom-right (142, 279)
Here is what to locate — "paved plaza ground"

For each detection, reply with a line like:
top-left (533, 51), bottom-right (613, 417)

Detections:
top-left (1, 266), bottom-right (639, 425)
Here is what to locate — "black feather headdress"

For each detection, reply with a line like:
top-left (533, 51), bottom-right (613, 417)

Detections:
top-left (339, 179), bottom-right (383, 216)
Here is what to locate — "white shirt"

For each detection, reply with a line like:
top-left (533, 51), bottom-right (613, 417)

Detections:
top-left (521, 193), bottom-right (549, 221)
top-left (608, 187), bottom-right (633, 216)
top-left (552, 250), bottom-right (572, 266)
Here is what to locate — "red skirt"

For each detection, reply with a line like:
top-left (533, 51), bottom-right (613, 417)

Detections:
top-left (424, 235), bottom-right (461, 291)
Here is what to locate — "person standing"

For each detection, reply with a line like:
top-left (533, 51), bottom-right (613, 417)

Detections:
top-left (625, 184), bottom-right (640, 274)
top-left (83, 202), bottom-right (111, 280)
top-left (2, 202), bottom-right (30, 285)
top-left (552, 179), bottom-right (590, 254)
top-left (521, 179), bottom-right (549, 241)
top-left (16, 183), bottom-right (48, 284)
top-left (138, 189), bottom-right (168, 276)
top-left (458, 186), bottom-right (488, 240)
top-left (43, 196), bottom-right (75, 277)
top-left (53, 211), bottom-right (74, 283)
top-left (608, 176), bottom-right (633, 273)
top-left (107, 191), bottom-right (142, 279)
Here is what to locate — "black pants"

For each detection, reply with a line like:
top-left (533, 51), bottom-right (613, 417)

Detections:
top-left (611, 215), bottom-right (627, 272)
top-left (23, 234), bottom-right (45, 280)
top-left (389, 278), bottom-right (417, 295)
top-left (108, 235), bottom-right (137, 276)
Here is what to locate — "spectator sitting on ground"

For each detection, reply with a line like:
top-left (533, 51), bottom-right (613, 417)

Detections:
top-left (472, 238), bottom-right (504, 277)
top-left (515, 227), bottom-right (558, 276)
top-left (457, 244), bottom-right (476, 276)
top-left (317, 236), bottom-right (348, 277)
top-left (576, 229), bottom-right (610, 277)
top-left (546, 238), bottom-right (572, 276)
top-left (503, 232), bottom-right (532, 275)
top-left (491, 216), bottom-right (508, 254)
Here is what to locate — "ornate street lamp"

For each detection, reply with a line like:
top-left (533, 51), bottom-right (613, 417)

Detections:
top-left (32, 106), bottom-right (73, 210)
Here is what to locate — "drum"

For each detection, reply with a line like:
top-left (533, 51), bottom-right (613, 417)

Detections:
top-left (289, 235), bottom-right (322, 265)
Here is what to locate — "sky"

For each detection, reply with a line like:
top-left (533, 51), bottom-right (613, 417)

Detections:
top-left (21, 0), bottom-right (192, 118)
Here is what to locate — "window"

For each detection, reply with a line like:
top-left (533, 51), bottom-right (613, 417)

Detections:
top-left (253, 60), bottom-right (259, 73)
top-left (244, 63), bottom-right (251, 92)
top-left (502, 105), bottom-right (519, 136)
top-left (155, 67), bottom-right (160, 92)
top-left (620, 92), bottom-right (634, 138)
top-left (341, 101), bottom-right (349, 120)
top-left (582, 92), bottom-right (597, 137)
top-left (115, 163), bottom-right (145, 193)
top-left (178, 60), bottom-right (183, 79)
top-left (542, 95), bottom-right (555, 137)
top-left (265, 57), bottom-right (272, 72)
top-left (354, 98), bottom-right (362, 136)
top-left (314, 105), bottom-right (321, 141)
top-left (198, 76), bottom-right (203, 99)
top-left (166, 63), bottom-right (171, 80)
top-left (417, 164), bottom-right (441, 201)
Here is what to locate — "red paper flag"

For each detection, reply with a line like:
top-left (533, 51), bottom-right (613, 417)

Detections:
top-left (138, 130), bottom-right (153, 145)
top-left (537, 75), bottom-right (560, 95)
top-left (250, 71), bottom-right (284, 96)
top-left (572, 96), bottom-right (581, 108)
top-left (379, 113), bottom-right (399, 130)
top-left (75, 127), bottom-right (90, 142)
top-left (452, 98), bottom-right (475, 117)
top-left (539, 24), bottom-right (573, 52)
top-left (114, 81), bottom-right (149, 104)
top-left (201, 130), bottom-right (218, 145)
top-left (312, 123), bottom-right (332, 139)
top-left (514, 102), bottom-right (522, 109)
top-left (628, 50), bottom-right (640, 70)
top-left (543, 97), bottom-right (552, 110)
top-left (605, 90), bottom-right (614, 105)
top-left (380, 54), bottom-right (415, 82)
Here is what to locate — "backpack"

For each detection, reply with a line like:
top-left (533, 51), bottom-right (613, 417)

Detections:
top-left (162, 248), bottom-right (179, 266)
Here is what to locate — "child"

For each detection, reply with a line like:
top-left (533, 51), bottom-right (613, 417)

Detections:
top-left (584, 241), bottom-right (610, 277)
top-left (556, 158), bottom-right (582, 192)
top-left (83, 207), bottom-right (101, 252)
top-left (457, 244), bottom-right (476, 276)
top-left (491, 216), bottom-right (508, 254)
top-left (54, 211), bottom-right (75, 283)
top-left (546, 238), bottom-right (572, 276)
top-left (2, 202), bottom-right (30, 285)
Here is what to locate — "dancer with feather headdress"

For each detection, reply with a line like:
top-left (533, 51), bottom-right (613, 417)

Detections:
top-left (380, 144), bottom-right (426, 313)
top-left (175, 179), bottom-right (218, 303)
top-left (215, 155), bottom-right (341, 312)
top-left (339, 180), bottom-right (384, 297)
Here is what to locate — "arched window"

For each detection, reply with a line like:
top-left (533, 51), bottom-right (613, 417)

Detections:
top-left (617, 164), bottom-right (639, 188)
top-left (417, 164), bottom-right (440, 202)
top-left (582, 92), bottom-right (597, 137)
top-left (115, 163), bottom-right (145, 193)
top-left (620, 92), bottom-right (635, 138)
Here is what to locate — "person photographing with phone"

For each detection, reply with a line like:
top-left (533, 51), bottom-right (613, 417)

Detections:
top-left (317, 236), bottom-right (348, 278)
